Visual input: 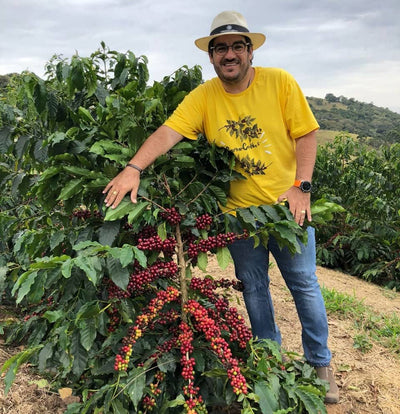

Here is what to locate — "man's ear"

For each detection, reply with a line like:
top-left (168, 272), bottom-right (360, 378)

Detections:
top-left (208, 52), bottom-right (214, 64)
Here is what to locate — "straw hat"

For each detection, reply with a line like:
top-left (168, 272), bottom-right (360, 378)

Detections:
top-left (195, 11), bottom-right (266, 52)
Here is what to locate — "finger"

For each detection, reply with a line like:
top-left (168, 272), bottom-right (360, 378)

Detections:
top-left (111, 190), bottom-right (130, 209)
top-left (295, 209), bottom-right (307, 226)
top-left (111, 195), bottom-right (122, 209)
top-left (277, 194), bottom-right (287, 203)
top-left (105, 189), bottom-right (119, 207)
top-left (103, 181), bottom-right (114, 194)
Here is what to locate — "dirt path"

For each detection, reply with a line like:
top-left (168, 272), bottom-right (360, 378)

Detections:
top-left (1, 260), bottom-right (400, 413)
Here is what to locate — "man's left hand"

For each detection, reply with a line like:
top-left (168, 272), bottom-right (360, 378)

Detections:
top-left (277, 187), bottom-right (311, 226)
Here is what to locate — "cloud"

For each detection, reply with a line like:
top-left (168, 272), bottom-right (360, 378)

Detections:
top-left (0, 0), bottom-right (399, 113)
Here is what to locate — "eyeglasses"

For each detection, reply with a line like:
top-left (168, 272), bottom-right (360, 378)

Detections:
top-left (210, 41), bottom-right (250, 56)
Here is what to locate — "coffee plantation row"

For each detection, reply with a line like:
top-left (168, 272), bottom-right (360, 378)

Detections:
top-left (0, 43), bottom-right (398, 413)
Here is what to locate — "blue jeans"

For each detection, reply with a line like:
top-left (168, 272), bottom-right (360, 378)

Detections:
top-left (228, 226), bottom-right (331, 367)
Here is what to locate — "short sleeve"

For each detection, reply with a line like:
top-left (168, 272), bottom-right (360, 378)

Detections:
top-left (283, 72), bottom-right (319, 139)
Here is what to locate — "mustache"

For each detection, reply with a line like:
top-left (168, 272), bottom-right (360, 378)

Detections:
top-left (221, 58), bottom-right (240, 65)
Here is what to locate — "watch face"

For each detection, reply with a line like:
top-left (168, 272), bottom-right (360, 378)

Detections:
top-left (300, 181), bottom-right (312, 192)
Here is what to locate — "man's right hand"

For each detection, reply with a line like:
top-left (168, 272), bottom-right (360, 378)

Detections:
top-left (102, 125), bottom-right (184, 209)
top-left (103, 167), bottom-right (141, 209)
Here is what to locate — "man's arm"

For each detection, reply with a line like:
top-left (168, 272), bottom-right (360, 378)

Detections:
top-left (278, 129), bottom-right (317, 225)
top-left (103, 125), bottom-right (184, 208)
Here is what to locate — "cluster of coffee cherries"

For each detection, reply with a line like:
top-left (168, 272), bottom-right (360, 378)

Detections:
top-left (107, 259), bottom-right (178, 300)
top-left (184, 299), bottom-right (248, 395)
top-left (195, 214), bottom-right (213, 230)
top-left (178, 321), bottom-right (207, 413)
top-left (160, 207), bottom-right (182, 225)
top-left (179, 322), bottom-right (195, 381)
top-left (187, 232), bottom-right (237, 260)
top-left (114, 344), bottom-right (132, 371)
top-left (71, 208), bottom-right (102, 220)
top-left (189, 277), bottom-right (251, 348)
top-left (115, 286), bottom-right (181, 371)
top-left (140, 371), bottom-right (164, 412)
top-left (137, 235), bottom-right (176, 255)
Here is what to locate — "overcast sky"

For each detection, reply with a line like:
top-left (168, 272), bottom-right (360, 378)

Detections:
top-left (1, 0), bottom-right (399, 113)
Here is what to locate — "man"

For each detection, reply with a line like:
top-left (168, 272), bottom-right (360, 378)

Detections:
top-left (103, 10), bottom-right (339, 404)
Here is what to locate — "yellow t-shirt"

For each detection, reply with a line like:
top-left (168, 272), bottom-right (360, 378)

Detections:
top-left (164, 67), bottom-right (319, 211)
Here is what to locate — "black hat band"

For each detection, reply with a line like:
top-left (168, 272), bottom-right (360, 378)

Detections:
top-left (210, 24), bottom-right (249, 36)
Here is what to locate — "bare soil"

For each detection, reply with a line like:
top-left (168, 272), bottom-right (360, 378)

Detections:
top-left (1, 259), bottom-right (400, 414)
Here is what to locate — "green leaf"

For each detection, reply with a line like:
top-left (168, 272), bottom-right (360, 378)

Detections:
top-left (57, 178), bottom-right (82, 201)
top-left (0, 126), bottom-right (13, 153)
top-left (14, 271), bottom-right (38, 304)
top-left (109, 245), bottom-right (134, 267)
top-left (125, 366), bottom-right (146, 411)
top-left (1, 346), bottom-right (43, 395)
top-left (259, 204), bottom-right (281, 222)
top-left (255, 379), bottom-right (279, 413)
top-left (71, 333), bottom-right (88, 376)
top-left (174, 155), bottom-right (195, 166)
top-left (104, 199), bottom-right (144, 221)
top-left (98, 221), bottom-right (120, 246)
top-left (107, 256), bottom-right (130, 291)
top-left (89, 140), bottom-right (131, 162)
top-left (249, 205), bottom-right (268, 224)
top-left (160, 394), bottom-right (185, 412)
top-left (132, 246), bottom-right (147, 268)
top-left (76, 301), bottom-right (101, 321)
top-left (78, 106), bottom-right (96, 124)
top-left (111, 399), bottom-right (129, 414)
top-left (209, 185), bottom-right (227, 205)
top-left (216, 247), bottom-right (232, 269)
top-left (271, 222), bottom-right (302, 254)
top-left (237, 208), bottom-right (257, 229)
top-left (293, 385), bottom-right (327, 413)
top-left (61, 258), bottom-right (74, 278)
top-left (157, 221), bottom-right (167, 240)
top-left (74, 255), bottom-right (102, 286)
top-left (50, 232), bottom-right (65, 251)
top-left (63, 165), bottom-right (97, 177)
top-left (42, 310), bottom-right (64, 323)
top-left (197, 251), bottom-right (208, 271)
top-left (30, 255), bottom-right (69, 269)
top-left (79, 319), bottom-right (97, 351)
top-left (127, 201), bottom-right (150, 223)
top-left (38, 342), bottom-right (54, 372)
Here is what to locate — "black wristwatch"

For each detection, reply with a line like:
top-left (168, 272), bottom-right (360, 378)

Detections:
top-left (294, 180), bottom-right (312, 193)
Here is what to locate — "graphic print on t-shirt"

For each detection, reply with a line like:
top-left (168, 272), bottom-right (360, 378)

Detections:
top-left (219, 115), bottom-right (271, 175)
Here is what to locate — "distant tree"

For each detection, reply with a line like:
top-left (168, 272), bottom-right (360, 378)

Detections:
top-left (0, 75), bottom-right (11, 91)
top-left (325, 93), bottom-right (338, 102)
top-left (385, 129), bottom-right (400, 143)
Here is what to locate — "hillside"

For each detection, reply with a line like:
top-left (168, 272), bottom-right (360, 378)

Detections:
top-left (307, 94), bottom-right (400, 146)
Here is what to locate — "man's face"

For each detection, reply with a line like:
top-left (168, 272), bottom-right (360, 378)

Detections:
top-left (209, 34), bottom-right (253, 84)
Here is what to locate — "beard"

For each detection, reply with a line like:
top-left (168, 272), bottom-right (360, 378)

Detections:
top-left (213, 56), bottom-right (252, 85)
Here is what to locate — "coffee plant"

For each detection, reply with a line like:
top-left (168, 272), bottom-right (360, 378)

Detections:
top-left (314, 134), bottom-right (400, 288)
top-left (0, 44), bottom-right (341, 413)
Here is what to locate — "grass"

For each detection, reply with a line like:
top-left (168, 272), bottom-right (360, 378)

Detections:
top-left (321, 287), bottom-right (400, 356)
top-left (316, 129), bottom-right (358, 146)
